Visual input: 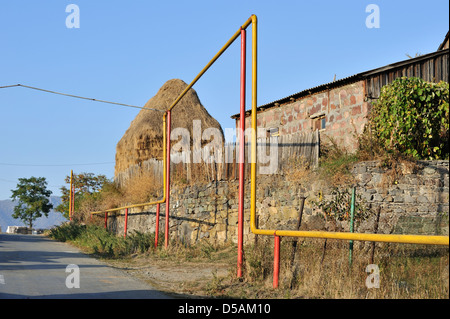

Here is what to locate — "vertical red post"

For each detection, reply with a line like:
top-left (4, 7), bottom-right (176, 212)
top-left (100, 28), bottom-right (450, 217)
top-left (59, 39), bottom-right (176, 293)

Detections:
top-left (237, 27), bottom-right (246, 278)
top-left (104, 212), bottom-right (108, 230)
top-left (273, 235), bottom-right (280, 288)
top-left (155, 203), bottom-right (160, 248)
top-left (124, 208), bottom-right (128, 238)
top-left (69, 170), bottom-right (73, 222)
top-left (69, 189), bottom-right (72, 222)
top-left (71, 187), bottom-right (75, 221)
top-left (165, 110), bottom-right (171, 249)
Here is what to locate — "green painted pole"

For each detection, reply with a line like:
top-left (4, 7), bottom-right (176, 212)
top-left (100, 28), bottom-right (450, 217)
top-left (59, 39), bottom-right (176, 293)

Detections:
top-left (349, 187), bottom-right (356, 267)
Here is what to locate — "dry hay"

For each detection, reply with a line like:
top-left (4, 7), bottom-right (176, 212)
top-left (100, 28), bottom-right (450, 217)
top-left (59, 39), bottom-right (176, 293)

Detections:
top-left (115, 79), bottom-right (223, 176)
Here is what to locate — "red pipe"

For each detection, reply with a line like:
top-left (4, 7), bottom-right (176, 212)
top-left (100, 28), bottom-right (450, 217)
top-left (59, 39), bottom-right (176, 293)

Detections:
top-left (104, 212), bottom-right (107, 230)
top-left (155, 203), bottom-right (160, 248)
top-left (71, 187), bottom-right (75, 221)
top-left (165, 110), bottom-right (171, 249)
top-left (273, 235), bottom-right (280, 288)
top-left (69, 184), bottom-right (72, 222)
top-left (124, 208), bottom-right (128, 238)
top-left (237, 27), bottom-right (246, 278)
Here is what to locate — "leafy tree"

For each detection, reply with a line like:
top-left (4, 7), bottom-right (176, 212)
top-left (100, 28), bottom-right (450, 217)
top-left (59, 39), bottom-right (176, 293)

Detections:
top-left (56, 172), bottom-right (110, 219)
top-left (10, 177), bottom-right (53, 230)
top-left (369, 77), bottom-right (449, 159)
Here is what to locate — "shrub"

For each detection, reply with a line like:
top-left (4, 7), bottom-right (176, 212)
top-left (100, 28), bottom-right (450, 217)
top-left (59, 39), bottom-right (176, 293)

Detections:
top-left (48, 223), bottom-right (86, 242)
top-left (369, 77), bottom-right (449, 159)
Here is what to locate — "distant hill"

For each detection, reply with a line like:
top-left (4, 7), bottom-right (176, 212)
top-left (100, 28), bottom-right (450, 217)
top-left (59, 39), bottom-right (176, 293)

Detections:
top-left (0, 196), bottom-right (66, 232)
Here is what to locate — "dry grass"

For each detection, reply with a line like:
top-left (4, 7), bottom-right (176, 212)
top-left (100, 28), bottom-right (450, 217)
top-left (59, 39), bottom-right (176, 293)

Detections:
top-left (72, 169), bottom-right (163, 225)
top-left (377, 157), bottom-right (421, 190)
top-left (57, 220), bottom-right (448, 299)
top-left (206, 238), bottom-right (449, 299)
top-left (317, 140), bottom-right (359, 188)
top-left (284, 155), bottom-right (312, 182)
top-left (119, 169), bottom-right (163, 204)
top-left (171, 162), bottom-right (213, 187)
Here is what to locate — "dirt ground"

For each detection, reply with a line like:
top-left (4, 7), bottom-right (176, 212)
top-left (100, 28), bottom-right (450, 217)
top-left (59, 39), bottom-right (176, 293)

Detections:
top-left (104, 253), bottom-right (232, 298)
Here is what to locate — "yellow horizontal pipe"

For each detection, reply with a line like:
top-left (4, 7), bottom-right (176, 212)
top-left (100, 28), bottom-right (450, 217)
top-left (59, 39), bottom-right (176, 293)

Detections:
top-left (247, 15), bottom-right (449, 246)
top-left (252, 228), bottom-right (449, 246)
top-left (90, 198), bottom-right (165, 215)
top-left (91, 113), bottom-right (167, 216)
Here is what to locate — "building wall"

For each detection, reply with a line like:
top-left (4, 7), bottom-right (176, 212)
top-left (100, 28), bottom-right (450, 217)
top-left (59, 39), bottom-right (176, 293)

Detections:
top-left (237, 80), bottom-right (368, 152)
top-left (235, 49), bottom-right (448, 153)
top-left (107, 160), bottom-right (449, 245)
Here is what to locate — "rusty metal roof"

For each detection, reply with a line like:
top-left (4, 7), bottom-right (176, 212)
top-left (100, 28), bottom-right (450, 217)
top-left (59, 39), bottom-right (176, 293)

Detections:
top-left (231, 48), bottom-right (449, 119)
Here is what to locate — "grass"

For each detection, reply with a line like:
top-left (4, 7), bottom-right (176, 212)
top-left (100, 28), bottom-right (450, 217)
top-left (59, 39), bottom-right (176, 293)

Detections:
top-left (209, 237), bottom-right (449, 299)
top-left (316, 130), bottom-right (421, 189)
top-left (48, 223), bottom-right (156, 258)
top-left (47, 222), bottom-right (235, 263)
top-left (48, 129), bottom-right (448, 299)
top-left (48, 223), bottom-right (448, 299)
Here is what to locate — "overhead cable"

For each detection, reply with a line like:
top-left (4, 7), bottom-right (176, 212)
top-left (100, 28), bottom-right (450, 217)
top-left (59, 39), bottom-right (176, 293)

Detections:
top-left (0, 84), bottom-right (164, 112)
top-left (0, 162), bottom-right (114, 167)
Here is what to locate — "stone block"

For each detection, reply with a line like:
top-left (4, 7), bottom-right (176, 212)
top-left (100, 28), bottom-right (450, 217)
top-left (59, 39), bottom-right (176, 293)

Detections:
top-left (404, 195), bottom-right (416, 204)
top-left (417, 196), bottom-right (429, 203)
top-left (353, 164), bottom-right (367, 174)
top-left (423, 167), bottom-right (436, 175)
top-left (393, 196), bottom-right (404, 203)
top-left (268, 207), bottom-right (278, 216)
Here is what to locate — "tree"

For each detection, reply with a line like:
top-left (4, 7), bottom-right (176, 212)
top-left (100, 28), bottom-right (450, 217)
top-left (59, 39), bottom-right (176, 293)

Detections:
top-left (369, 77), bottom-right (449, 159)
top-left (10, 177), bottom-right (53, 230)
top-left (56, 172), bottom-right (110, 220)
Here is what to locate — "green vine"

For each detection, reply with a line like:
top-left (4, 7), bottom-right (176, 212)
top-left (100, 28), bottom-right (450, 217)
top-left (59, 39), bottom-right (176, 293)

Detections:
top-left (312, 188), bottom-right (371, 223)
top-left (369, 77), bottom-right (449, 160)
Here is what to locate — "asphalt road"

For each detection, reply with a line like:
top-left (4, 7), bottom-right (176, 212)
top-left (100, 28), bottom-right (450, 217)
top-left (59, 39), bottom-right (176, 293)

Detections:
top-left (0, 233), bottom-right (170, 299)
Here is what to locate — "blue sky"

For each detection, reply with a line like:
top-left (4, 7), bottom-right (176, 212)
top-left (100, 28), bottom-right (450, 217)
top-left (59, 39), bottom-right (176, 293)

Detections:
top-left (0, 0), bottom-right (448, 200)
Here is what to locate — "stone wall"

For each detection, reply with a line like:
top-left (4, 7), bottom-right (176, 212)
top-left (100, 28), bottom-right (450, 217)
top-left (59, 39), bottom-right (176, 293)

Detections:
top-left (107, 160), bottom-right (449, 244)
top-left (353, 160), bottom-right (449, 236)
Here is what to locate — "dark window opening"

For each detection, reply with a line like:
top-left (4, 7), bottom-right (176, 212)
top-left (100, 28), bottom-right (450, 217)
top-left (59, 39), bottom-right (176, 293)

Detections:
top-left (314, 116), bottom-right (326, 131)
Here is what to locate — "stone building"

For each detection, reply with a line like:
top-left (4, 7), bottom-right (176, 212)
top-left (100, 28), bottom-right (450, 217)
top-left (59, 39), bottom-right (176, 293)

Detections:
top-left (231, 34), bottom-right (449, 152)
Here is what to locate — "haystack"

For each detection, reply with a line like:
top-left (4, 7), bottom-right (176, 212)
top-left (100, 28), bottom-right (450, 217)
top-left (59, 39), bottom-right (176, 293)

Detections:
top-left (115, 79), bottom-right (224, 177)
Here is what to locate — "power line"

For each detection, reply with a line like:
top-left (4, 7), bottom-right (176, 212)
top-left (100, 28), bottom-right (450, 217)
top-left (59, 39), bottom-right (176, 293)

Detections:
top-left (0, 162), bottom-right (114, 167)
top-left (0, 177), bottom-right (17, 183)
top-left (0, 177), bottom-right (62, 189)
top-left (0, 84), bottom-right (164, 112)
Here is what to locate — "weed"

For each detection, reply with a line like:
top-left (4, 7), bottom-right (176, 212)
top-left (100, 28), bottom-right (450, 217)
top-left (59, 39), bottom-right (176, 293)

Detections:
top-left (49, 222), bottom-right (448, 298)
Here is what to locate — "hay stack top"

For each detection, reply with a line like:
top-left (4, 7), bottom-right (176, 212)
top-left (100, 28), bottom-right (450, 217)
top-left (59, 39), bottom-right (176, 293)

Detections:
top-left (115, 79), bottom-right (223, 176)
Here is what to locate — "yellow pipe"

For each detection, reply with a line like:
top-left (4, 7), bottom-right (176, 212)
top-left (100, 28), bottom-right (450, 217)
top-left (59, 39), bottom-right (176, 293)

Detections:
top-left (166, 16), bottom-right (255, 113)
top-left (250, 15), bottom-right (258, 235)
top-left (91, 15), bottom-right (257, 217)
top-left (91, 113), bottom-right (167, 215)
top-left (251, 228), bottom-right (449, 246)
top-left (247, 16), bottom-right (449, 246)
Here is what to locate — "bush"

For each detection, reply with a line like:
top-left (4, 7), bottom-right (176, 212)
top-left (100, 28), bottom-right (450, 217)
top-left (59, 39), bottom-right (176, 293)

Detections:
top-left (48, 223), bottom-right (157, 257)
top-left (48, 223), bottom-right (86, 242)
top-left (369, 77), bottom-right (449, 159)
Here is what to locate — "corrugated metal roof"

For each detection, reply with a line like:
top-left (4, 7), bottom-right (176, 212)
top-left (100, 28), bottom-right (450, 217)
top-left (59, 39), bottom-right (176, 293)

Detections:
top-left (231, 48), bottom-right (449, 119)
top-left (438, 31), bottom-right (449, 50)
top-left (230, 73), bottom-right (361, 119)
